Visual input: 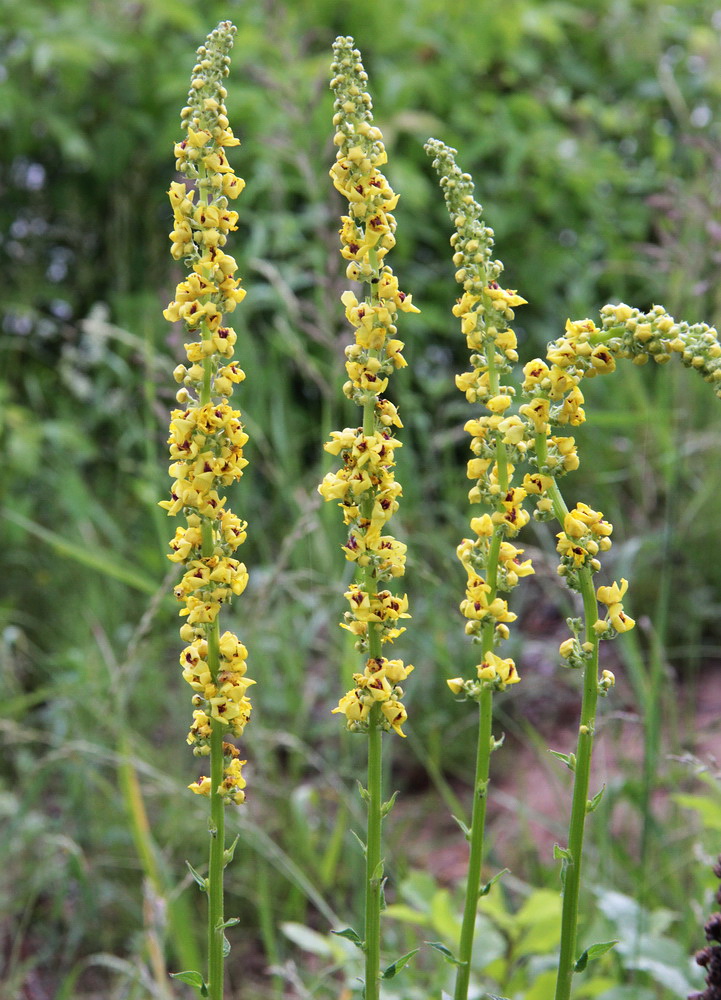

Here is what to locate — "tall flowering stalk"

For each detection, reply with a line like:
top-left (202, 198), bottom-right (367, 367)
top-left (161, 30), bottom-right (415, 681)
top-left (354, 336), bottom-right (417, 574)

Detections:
top-left (540, 304), bottom-right (720, 1000)
top-left (428, 141), bottom-right (671, 1000)
top-left (517, 319), bottom-right (632, 1000)
top-left (519, 301), bottom-right (720, 998)
top-left (426, 140), bottom-right (529, 1000)
top-left (319, 36), bottom-right (418, 1000)
top-left (159, 22), bottom-right (252, 1000)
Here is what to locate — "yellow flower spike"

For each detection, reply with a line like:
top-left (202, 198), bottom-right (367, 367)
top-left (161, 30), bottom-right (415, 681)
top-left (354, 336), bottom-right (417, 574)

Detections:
top-left (328, 45), bottom-right (419, 997)
top-left (163, 24), bottom-right (255, 996)
top-left (322, 37), bottom-right (416, 745)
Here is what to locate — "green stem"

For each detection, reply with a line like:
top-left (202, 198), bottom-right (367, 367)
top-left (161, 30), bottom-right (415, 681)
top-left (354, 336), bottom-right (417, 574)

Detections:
top-left (363, 253), bottom-right (385, 996)
top-left (453, 333), bottom-right (509, 1000)
top-left (207, 720), bottom-right (226, 1000)
top-left (365, 698), bottom-right (383, 1000)
top-left (454, 687), bottom-right (493, 1000)
top-left (553, 573), bottom-right (599, 1000)
top-left (362, 431), bottom-right (384, 1000)
top-left (534, 439), bottom-right (601, 1000)
top-left (201, 503), bottom-right (226, 999)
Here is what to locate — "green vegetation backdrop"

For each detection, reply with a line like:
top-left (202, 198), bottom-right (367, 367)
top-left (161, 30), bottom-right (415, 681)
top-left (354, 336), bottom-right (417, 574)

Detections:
top-left (2, 0), bottom-right (721, 997)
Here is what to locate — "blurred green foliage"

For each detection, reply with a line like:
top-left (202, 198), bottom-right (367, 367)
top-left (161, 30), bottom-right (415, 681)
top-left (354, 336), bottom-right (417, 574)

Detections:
top-left (2, 0), bottom-right (721, 996)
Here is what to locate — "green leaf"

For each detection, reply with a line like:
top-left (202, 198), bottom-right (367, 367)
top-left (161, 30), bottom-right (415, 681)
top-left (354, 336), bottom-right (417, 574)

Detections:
top-left (331, 927), bottom-right (364, 950)
top-left (382, 903), bottom-right (432, 927)
top-left (370, 860), bottom-right (385, 883)
top-left (1, 508), bottom-right (157, 594)
top-left (513, 889), bottom-right (563, 958)
top-left (281, 922), bottom-right (335, 957)
top-left (426, 941), bottom-right (463, 967)
top-left (381, 948), bottom-right (419, 979)
top-left (170, 970), bottom-right (208, 996)
top-left (223, 834), bottom-right (240, 867)
top-left (222, 934), bottom-right (231, 958)
top-left (381, 790), bottom-right (399, 817)
top-left (451, 814), bottom-right (471, 840)
top-left (673, 792), bottom-right (721, 831)
top-left (586, 784), bottom-right (606, 814)
top-left (429, 887), bottom-right (461, 942)
top-left (479, 868), bottom-right (509, 897)
top-left (351, 829), bottom-right (367, 856)
top-left (574, 939), bottom-right (618, 971)
top-left (554, 844), bottom-right (572, 890)
top-left (219, 917), bottom-right (240, 930)
top-left (185, 860), bottom-right (208, 892)
top-left (356, 779), bottom-right (370, 802)
top-left (490, 732), bottom-right (505, 751)
top-left (549, 749), bottom-right (576, 771)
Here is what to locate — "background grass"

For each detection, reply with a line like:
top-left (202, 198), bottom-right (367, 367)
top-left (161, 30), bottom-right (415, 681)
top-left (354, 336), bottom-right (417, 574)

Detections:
top-left (2, 0), bottom-right (721, 996)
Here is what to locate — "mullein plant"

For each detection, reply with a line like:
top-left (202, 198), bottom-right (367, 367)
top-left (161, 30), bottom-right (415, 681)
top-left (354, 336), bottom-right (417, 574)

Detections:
top-left (426, 139), bottom-right (634, 1000)
top-left (318, 36), bottom-right (419, 1000)
top-left (159, 22), bottom-right (252, 1000)
top-left (424, 139), bottom-right (527, 1000)
top-left (427, 140), bottom-right (721, 1000)
top-left (524, 304), bottom-right (719, 1000)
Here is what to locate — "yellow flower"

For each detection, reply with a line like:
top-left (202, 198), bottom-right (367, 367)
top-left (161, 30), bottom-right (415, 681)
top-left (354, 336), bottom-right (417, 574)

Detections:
top-left (596, 578), bottom-right (628, 605)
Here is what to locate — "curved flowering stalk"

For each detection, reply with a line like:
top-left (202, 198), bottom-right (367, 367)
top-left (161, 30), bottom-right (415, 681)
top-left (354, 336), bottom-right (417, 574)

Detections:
top-left (518, 302), bottom-right (720, 998)
top-left (428, 139), bottom-right (721, 1000)
top-left (319, 36), bottom-right (418, 1000)
top-left (518, 327), bottom-right (634, 1000)
top-left (159, 22), bottom-right (252, 1000)
top-left (426, 139), bottom-right (531, 1000)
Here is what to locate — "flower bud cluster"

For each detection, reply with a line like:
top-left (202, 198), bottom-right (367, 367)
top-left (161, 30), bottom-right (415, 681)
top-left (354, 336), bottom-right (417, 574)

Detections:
top-left (600, 303), bottom-right (721, 396)
top-left (161, 22), bottom-right (251, 805)
top-left (329, 37), bottom-right (419, 410)
top-left (428, 140), bottom-right (639, 685)
top-left (426, 140), bottom-right (531, 696)
top-left (321, 37), bottom-right (417, 737)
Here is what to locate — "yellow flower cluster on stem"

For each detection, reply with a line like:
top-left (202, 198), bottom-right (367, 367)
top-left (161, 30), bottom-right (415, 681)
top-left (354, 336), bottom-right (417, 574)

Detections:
top-left (426, 138), bottom-right (531, 1000)
top-left (321, 36), bottom-right (418, 740)
top-left (159, 21), bottom-right (251, 1000)
top-left (320, 36), bottom-right (418, 1000)
top-left (427, 140), bottom-right (649, 1000)
top-left (518, 303), bottom-right (720, 1000)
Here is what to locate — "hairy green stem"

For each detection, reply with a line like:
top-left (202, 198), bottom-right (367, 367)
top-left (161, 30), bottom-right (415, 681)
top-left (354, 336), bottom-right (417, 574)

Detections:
top-left (536, 437), bottom-right (601, 1000)
top-left (207, 722), bottom-right (226, 1000)
top-left (454, 331), bottom-right (507, 1000)
top-left (200, 341), bottom-right (226, 1000)
top-left (361, 536), bottom-right (384, 999)
top-left (200, 512), bottom-right (226, 999)
top-left (553, 574), bottom-right (599, 1000)
top-left (361, 251), bottom-right (386, 998)
top-left (364, 697), bottom-right (383, 1000)
top-left (454, 686), bottom-right (493, 1000)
